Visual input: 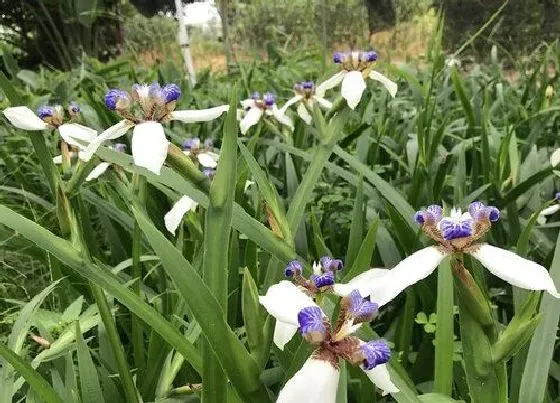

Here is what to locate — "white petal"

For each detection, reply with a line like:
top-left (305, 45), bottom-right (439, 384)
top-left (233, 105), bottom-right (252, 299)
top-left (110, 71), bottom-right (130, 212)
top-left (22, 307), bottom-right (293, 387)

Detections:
top-left (364, 364), bottom-right (399, 395)
top-left (277, 358), bottom-right (339, 403)
top-left (240, 99), bottom-right (257, 109)
top-left (469, 244), bottom-right (560, 297)
top-left (279, 95), bottom-right (303, 114)
top-left (259, 280), bottom-right (318, 326)
top-left (368, 247), bottom-right (448, 306)
top-left (197, 152), bottom-right (219, 168)
top-left (272, 106), bottom-right (294, 131)
top-left (3, 106), bottom-right (47, 130)
top-left (551, 148), bottom-right (560, 167)
top-left (85, 162), bottom-right (111, 182)
top-left (369, 71), bottom-right (398, 98)
top-left (164, 195), bottom-right (198, 235)
top-left (170, 105), bottom-right (229, 123)
top-left (333, 268), bottom-right (390, 297)
top-left (540, 204), bottom-right (560, 217)
top-left (273, 322), bottom-right (299, 351)
top-left (239, 107), bottom-right (263, 135)
top-left (313, 96), bottom-right (333, 109)
top-left (315, 72), bottom-right (345, 98)
top-left (297, 103), bottom-right (312, 125)
top-left (131, 122), bottom-right (169, 175)
top-left (341, 71), bottom-right (366, 110)
top-left (52, 155), bottom-right (63, 165)
top-left (80, 120), bottom-right (132, 161)
top-left (58, 123), bottom-right (97, 149)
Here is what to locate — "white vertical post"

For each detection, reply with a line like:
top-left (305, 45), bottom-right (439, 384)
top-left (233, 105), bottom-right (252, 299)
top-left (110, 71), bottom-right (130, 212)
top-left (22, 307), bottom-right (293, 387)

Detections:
top-left (175, 0), bottom-right (196, 86)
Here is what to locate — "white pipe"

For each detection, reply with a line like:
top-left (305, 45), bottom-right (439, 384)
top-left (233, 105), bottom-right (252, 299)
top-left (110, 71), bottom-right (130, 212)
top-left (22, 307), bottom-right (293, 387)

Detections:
top-left (175, 0), bottom-right (196, 86)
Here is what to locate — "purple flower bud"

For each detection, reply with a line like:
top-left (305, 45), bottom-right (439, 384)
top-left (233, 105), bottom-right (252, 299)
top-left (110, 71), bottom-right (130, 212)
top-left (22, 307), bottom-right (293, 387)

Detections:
top-left (68, 103), bottom-right (80, 114)
top-left (414, 211), bottom-right (425, 224)
top-left (347, 290), bottom-right (378, 321)
top-left (362, 51), bottom-right (378, 62)
top-left (263, 92), bottom-right (276, 106)
top-left (183, 137), bottom-right (201, 150)
top-left (298, 306), bottom-right (326, 342)
top-left (113, 143), bottom-right (127, 153)
top-left (469, 201), bottom-right (500, 222)
top-left (360, 340), bottom-right (391, 370)
top-left (285, 260), bottom-right (303, 277)
top-left (415, 204), bottom-right (443, 224)
top-left (250, 91), bottom-right (261, 100)
top-left (162, 83), bottom-right (181, 103)
top-left (333, 52), bottom-right (343, 63)
top-left (312, 271), bottom-right (335, 288)
top-left (302, 81), bottom-right (314, 89)
top-left (319, 256), bottom-right (344, 272)
top-left (37, 106), bottom-right (54, 119)
top-left (556, 192), bottom-right (560, 202)
top-left (487, 206), bottom-right (500, 222)
top-left (105, 89), bottom-right (129, 111)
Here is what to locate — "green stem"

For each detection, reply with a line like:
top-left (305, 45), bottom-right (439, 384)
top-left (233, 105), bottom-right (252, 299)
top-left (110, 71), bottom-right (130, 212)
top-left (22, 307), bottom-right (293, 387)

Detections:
top-left (201, 88), bottom-right (238, 403)
top-left (434, 258), bottom-right (454, 395)
top-left (91, 284), bottom-right (140, 403)
top-left (166, 143), bottom-right (211, 191)
top-left (131, 173), bottom-right (147, 379)
top-left (29, 132), bottom-right (58, 195)
top-left (28, 131), bottom-right (139, 403)
top-left (453, 256), bottom-right (507, 403)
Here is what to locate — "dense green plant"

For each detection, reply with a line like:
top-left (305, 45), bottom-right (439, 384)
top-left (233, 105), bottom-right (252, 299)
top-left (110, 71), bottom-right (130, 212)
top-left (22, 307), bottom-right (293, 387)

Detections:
top-left (1, 22), bottom-right (560, 403)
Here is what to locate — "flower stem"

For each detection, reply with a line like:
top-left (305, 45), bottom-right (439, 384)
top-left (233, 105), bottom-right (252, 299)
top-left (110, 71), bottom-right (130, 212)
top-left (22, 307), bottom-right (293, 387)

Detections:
top-left (28, 131), bottom-right (139, 403)
top-left (453, 255), bottom-right (507, 403)
top-left (131, 172), bottom-right (147, 379)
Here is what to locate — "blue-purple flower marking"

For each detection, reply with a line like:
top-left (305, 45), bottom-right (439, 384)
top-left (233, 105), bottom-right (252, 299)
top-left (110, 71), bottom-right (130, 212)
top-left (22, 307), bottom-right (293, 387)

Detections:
top-left (162, 83), bottom-right (181, 103)
top-left (312, 271), bottom-right (335, 288)
top-left (439, 211), bottom-right (474, 241)
top-left (68, 103), bottom-right (80, 114)
top-left (320, 256), bottom-right (344, 272)
top-left (285, 260), bottom-right (303, 277)
top-left (263, 92), bottom-right (276, 107)
top-left (333, 51), bottom-right (378, 65)
top-left (37, 106), bottom-right (54, 119)
top-left (360, 340), bottom-right (391, 370)
top-left (469, 201), bottom-right (500, 222)
top-left (347, 290), bottom-right (378, 321)
top-left (105, 89), bottom-right (129, 111)
top-left (415, 201), bottom-right (501, 244)
top-left (298, 306), bottom-right (326, 342)
top-left (183, 137), bottom-right (201, 150)
top-left (414, 204), bottom-right (443, 224)
top-left (555, 192), bottom-right (560, 202)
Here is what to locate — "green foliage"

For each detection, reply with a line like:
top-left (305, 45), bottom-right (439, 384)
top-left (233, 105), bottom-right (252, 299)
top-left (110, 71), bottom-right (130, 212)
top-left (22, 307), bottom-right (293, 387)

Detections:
top-left (2, 22), bottom-right (560, 403)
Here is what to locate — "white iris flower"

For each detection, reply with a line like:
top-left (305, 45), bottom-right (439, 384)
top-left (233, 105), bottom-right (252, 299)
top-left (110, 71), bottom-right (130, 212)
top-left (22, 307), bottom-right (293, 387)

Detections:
top-left (238, 91), bottom-right (293, 135)
top-left (3, 104), bottom-right (97, 150)
top-left (80, 83), bottom-right (229, 175)
top-left (280, 81), bottom-right (333, 124)
top-left (335, 202), bottom-right (560, 306)
top-left (321, 51), bottom-right (398, 110)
